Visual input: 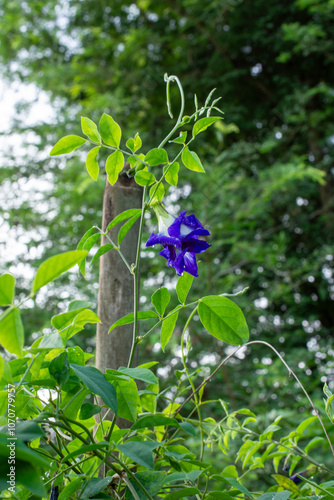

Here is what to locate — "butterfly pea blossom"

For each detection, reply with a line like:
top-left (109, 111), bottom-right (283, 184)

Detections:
top-left (146, 205), bottom-right (211, 277)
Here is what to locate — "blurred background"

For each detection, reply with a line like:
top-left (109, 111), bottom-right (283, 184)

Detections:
top-left (0, 0), bottom-right (333, 444)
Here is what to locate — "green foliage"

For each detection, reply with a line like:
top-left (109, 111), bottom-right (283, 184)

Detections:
top-left (85, 146), bottom-right (100, 181)
top-left (99, 113), bottom-right (121, 148)
top-left (182, 147), bottom-right (205, 173)
top-left (70, 363), bottom-right (118, 412)
top-left (32, 251), bottom-right (88, 293)
top-left (198, 296), bottom-right (249, 344)
top-left (0, 307), bottom-right (24, 357)
top-left (106, 150), bottom-right (125, 185)
top-left (0, 274), bottom-right (15, 306)
top-left (152, 287), bottom-right (171, 317)
top-left (1, 9), bottom-right (334, 495)
top-left (50, 136), bottom-right (87, 156)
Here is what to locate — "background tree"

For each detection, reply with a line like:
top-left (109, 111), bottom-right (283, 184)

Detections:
top-left (0, 0), bottom-right (333, 422)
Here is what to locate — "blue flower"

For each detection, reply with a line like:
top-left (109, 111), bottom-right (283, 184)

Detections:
top-left (146, 205), bottom-right (211, 277)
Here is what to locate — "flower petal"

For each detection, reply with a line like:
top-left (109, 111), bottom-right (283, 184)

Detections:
top-left (159, 245), bottom-right (177, 266)
top-left (183, 252), bottom-right (198, 277)
top-left (146, 232), bottom-right (181, 248)
top-left (168, 211), bottom-right (210, 240)
top-left (182, 238), bottom-right (211, 254)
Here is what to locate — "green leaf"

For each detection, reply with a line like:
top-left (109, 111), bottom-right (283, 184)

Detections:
top-left (152, 287), bottom-right (170, 316)
top-left (161, 309), bottom-right (179, 351)
top-left (272, 475), bottom-right (300, 496)
top-left (164, 488), bottom-right (200, 500)
top-left (164, 471), bottom-right (202, 485)
top-left (131, 414), bottom-right (179, 431)
top-left (49, 351), bottom-right (70, 385)
top-left (71, 364), bottom-right (117, 413)
top-left (0, 432), bottom-right (51, 468)
top-left (326, 394), bottom-right (334, 423)
top-left (135, 170), bottom-right (156, 186)
top-left (3, 420), bottom-right (45, 442)
top-left (0, 307), bottom-right (24, 357)
top-left (99, 113), bottom-right (121, 147)
top-left (170, 131), bottom-right (187, 144)
top-left (51, 306), bottom-right (90, 330)
top-left (106, 208), bottom-right (142, 233)
top-left (149, 182), bottom-right (165, 203)
top-left (116, 440), bottom-right (160, 469)
top-left (81, 117), bottom-right (101, 143)
top-left (90, 244), bottom-right (115, 266)
top-left (125, 471), bottom-right (167, 500)
top-left (81, 116), bottom-right (101, 142)
top-left (116, 366), bottom-right (158, 384)
top-left (86, 146), bottom-right (100, 181)
top-left (324, 382), bottom-right (332, 398)
top-left (242, 442), bottom-right (263, 469)
top-left (105, 369), bottom-right (131, 381)
top-left (32, 250), bottom-right (88, 293)
top-left (118, 212), bottom-right (141, 245)
top-left (79, 234), bottom-right (101, 275)
top-left (82, 477), bottom-right (113, 498)
top-left (220, 478), bottom-right (253, 498)
top-left (0, 274), bottom-right (15, 306)
top-left (50, 135), bottom-right (86, 156)
top-left (58, 478), bottom-right (83, 500)
top-left (126, 133), bottom-right (142, 153)
top-left (305, 436), bottom-right (324, 453)
top-left (0, 459), bottom-right (46, 497)
top-left (108, 310), bottom-right (158, 332)
top-left (83, 233), bottom-right (101, 251)
top-left (296, 416), bottom-right (316, 434)
top-left (192, 116), bottom-right (222, 137)
top-left (198, 296), bottom-right (249, 344)
top-left (35, 332), bottom-right (63, 350)
top-left (181, 146), bottom-right (205, 173)
top-left (145, 148), bottom-right (169, 166)
top-left (58, 309), bottom-right (101, 342)
top-left (176, 272), bottom-right (194, 304)
top-left (80, 402), bottom-right (101, 420)
top-left (68, 300), bottom-right (93, 311)
top-left (139, 383), bottom-right (158, 413)
top-left (164, 162), bottom-right (179, 187)
top-left (206, 492), bottom-right (234, 500)
top-left (106, 150), bottom-right (125, 185)
top-left (61, 386), bottom-right (89, 419)
top-left (114, 378), bottom-right (138, 422)
top-left (77, 227), bottom-right (99, 250)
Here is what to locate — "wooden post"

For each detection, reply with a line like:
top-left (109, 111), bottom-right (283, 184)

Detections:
top-left (96, 172), bottom-right (142, 426)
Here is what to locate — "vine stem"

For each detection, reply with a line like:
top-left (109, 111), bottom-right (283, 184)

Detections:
top-left (159, 74), bottom-right (185, 148)
top-left (127, 74), bottom-right (186, 369)
top-left (174, 339), bottom-right (334, 458)
top-left (180, 306), bottom-right (205, 461)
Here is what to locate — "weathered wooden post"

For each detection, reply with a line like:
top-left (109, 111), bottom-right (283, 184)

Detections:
top-left (96, 172), bottom-right (142, 427)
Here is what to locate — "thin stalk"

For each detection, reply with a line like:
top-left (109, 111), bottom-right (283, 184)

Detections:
top-left (127, 189), bottom-right (147, 368)
top-left (180, 306), bottom-right (205, 462)
top-left (106, 413), bottom-right (118, 442)
top-left (78, 461), bottom-right (102, 500)
top-left (111, 453), bottom-right (154, 500)
top-left (62, 387), bottom-right (86, 412)
top-left (94, 226), bottom-right (133, 273)
top-left (159, 75), bottom-right (185, 148)
top-left (174, 340), bottom-right (334, 459)
top-left (47, 440), bottom-right (82, 475)
top-left (16, 356), bottom-right (35, 391)
top-left (247, 340), bottom-right (334, 458)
